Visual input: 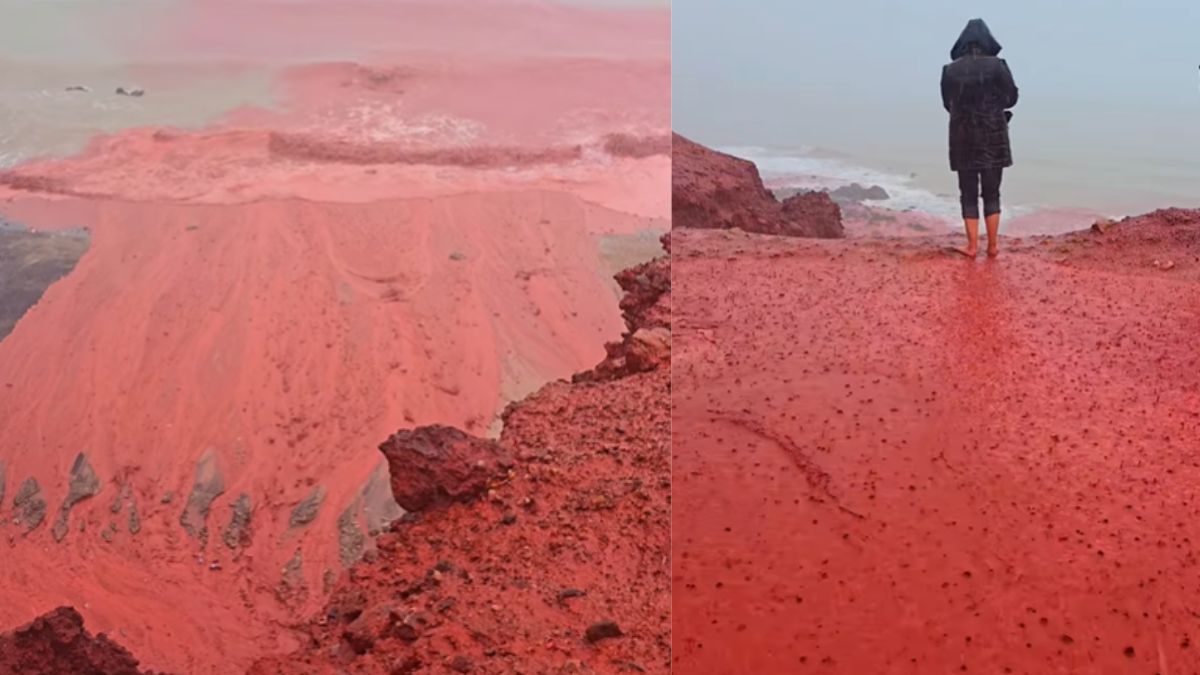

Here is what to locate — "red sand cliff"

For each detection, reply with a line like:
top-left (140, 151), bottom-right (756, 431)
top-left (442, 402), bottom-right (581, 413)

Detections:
top-left (0, 3), bottom-right (668, 672)
top-left (671, 134), bottom-right (843, 238)
top-left (673, 209), bottom-right (1200, 673)
top-left (249, 245), bottom-right (670, 674)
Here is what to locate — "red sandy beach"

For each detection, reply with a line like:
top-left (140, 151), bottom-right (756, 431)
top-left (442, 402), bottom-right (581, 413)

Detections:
top-left (673, 215), bottom-right (1200, 673)
top-left (672, 136), bottom-right (1200, 674)
top-left (0, 2), bottom-right (668, 672)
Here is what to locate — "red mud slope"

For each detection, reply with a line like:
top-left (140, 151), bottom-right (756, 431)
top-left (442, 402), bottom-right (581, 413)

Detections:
top-left (250, 250), bottom-right (670, 674)
top-left (672, 134), bottom-right (843, 238)
top-left (0, 3), bottom-right (669, 673)
top-left (673, 209), bottom-right (1200, 674)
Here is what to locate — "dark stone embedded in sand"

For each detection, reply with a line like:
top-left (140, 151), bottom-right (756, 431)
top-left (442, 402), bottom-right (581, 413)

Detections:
top-left (100, 523), bottom-right (118, 543)
top-left (114, 87), bottom-right (144, 97)
top-left (584, 620), bottom-right (624, 643)
top-left (0, 606), bottom-right (154, 675)
top-left (828, 183), bottom-right (889, 205)
top-left (378, 425), bottom-right (513, 512)
top-left (128, 497), bottom-right (140, 535)
top-left (222, 493), bottom-right (253, 549)
top-left (109, 483), bottom-right (128, 514)
top-left (179, 448), bottom-right (225, 542)
top-left (289, 485), bottom-right (325, 528)
top-left (361, 461), bottom-right (404, 536)
top-left (337, 498), bottom-right (366, 567)
top-left (0, 462), bottom-right (6, 510)
top-left (12, 477), bottom-right (47, 532)
top-left (277, 548), bottom-right (308, 606)
top-left (52, 453), bottom-right (102, 542)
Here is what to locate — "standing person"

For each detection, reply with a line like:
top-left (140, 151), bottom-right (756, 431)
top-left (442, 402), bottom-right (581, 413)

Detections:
top-left (941, 18), bottom-right (1019, 258)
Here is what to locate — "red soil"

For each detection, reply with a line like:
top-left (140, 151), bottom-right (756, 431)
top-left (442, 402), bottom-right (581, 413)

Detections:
top-left (673, 209), bottom-right (1200, 674)
top-left (672, 134), bottom-right (843, 238)
top-left (0, 3), bottom-right (668, 673)
top-left (249, 251), bottom-right (670, 674)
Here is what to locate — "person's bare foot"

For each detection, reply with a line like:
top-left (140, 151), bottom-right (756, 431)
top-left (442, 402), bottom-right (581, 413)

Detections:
top-left (952, 246), bottom-right (978, 258)
top-left (986, 246), bottom-right (999, 258)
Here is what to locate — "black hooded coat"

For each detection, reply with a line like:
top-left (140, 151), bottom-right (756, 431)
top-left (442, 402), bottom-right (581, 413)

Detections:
top-left (940, 19), bottom-right (1019, 171)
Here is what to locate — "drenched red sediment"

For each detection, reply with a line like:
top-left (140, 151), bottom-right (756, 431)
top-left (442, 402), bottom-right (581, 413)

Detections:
top-left (673, 209), bottom-right (1200, 673)
top-left (0, 607), bottom-right (158, 675)
top-left (671, 134), bottom-right (844, 238)
top-left (0, 3), bottom-right (668, 673)
top-left (250, 249), bottom-right (671, 675)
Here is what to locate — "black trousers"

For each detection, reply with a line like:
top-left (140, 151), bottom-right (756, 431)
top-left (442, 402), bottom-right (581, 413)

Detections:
top-left (957, 168), bottom-right (1003, 219)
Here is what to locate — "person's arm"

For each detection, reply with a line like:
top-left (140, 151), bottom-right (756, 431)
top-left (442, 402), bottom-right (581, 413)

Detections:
top-left (940, 65), bottom-right (953, 113)
top-left (999, 59), bottom-right (1019, 108)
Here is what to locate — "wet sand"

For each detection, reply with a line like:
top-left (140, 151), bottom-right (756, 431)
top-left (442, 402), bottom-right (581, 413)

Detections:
top-left (0, 224), bottom-right (88, 339)
top-left (673, 210), bottom-right (1200, 674)
top-left (0, 2), bottom-right (668, 672)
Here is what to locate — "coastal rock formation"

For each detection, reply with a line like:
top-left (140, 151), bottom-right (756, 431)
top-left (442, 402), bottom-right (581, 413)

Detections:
top-left (0, 607), bottom-right (157, 675)
top-left (672, 133), bottom-right (843, 238)
top-left (378, 426), bottom-right (512, 513)
top-left (249, 254), bottom-right (671, 674)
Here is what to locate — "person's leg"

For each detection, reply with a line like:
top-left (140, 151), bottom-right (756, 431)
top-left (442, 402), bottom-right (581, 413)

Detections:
top-left (957, 170), bottom-right (980, 257)
top-left (982, 168), bottom-right (1003, 257)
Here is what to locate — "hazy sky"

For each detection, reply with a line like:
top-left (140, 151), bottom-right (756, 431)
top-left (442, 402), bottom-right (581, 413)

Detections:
top-left (674, 0), bottom-right (1200, 168)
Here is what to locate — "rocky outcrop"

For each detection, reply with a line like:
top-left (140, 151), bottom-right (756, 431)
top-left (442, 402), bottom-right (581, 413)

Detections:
top-left (578, 235), bottom-right (670, 381)
top-left (378, 427), bottom-right (513, 512)
top-left (672, 133), bottom-right (843, 238)
top-left (52, 452), bottom-right (102, 541)
top-left (0, 607), bottom-right (158, 675)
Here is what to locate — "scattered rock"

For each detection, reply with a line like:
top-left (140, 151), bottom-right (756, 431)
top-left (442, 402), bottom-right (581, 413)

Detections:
top-left (448, 655), bottom-right (473, 672)
top-left (64, 85), bottom-right (90, 93)
top-left (114, 87), bottom-right (144, 97)
top-left (12, 477), bottom-right (47, 533)
top-left (584, 620), bottom-right (624, 643)
top-left (378, 426), bottom-right (513, 512)
top-left (179, 448), bottom-right (225, 543)
top-left (222, 493), bottom-right (253, 549)
top-left (1092, 217), bottom-right (1114, 233)
top-left (100, 523), bottom-right (118, 543)
top-left (160, 491), bottom-right (174, 504)
top-left (448, 251), bottom-right (467, 261)
top-left (0, 462), bottom-right (6, 510)
top-left (289, 485), bottom-right (325, 528)
top-left (52, 453), bottom-right (102, 542)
